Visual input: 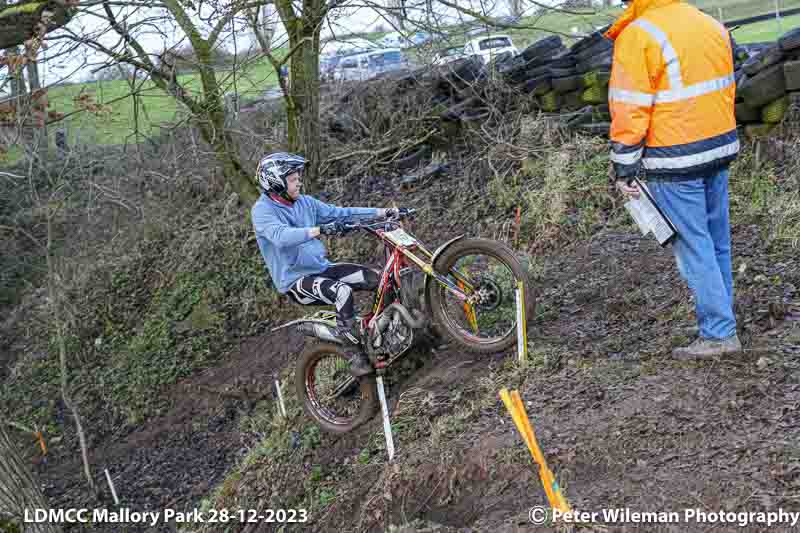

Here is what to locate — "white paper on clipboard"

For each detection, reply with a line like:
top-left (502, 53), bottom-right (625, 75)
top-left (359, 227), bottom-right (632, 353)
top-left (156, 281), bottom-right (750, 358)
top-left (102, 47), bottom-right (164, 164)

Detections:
top-left (623, 178), bottom-right (678, 246)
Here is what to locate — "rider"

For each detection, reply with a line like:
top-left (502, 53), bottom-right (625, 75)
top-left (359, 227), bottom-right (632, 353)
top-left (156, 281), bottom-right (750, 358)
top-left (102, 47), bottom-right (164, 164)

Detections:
top-left (251, 152), bottom-right (403, 377)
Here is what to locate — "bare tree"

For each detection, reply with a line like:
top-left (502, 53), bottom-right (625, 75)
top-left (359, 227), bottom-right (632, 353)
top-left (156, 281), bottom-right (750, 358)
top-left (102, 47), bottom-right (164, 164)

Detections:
top-left (507, 0), bottom-right (523, 18)
top-left (1, 143), bottom-right (99, 506)
top-left (387, 0), bottom-right (406, 30)
top-left (0, 424), bottom-right (60, 533)
top-left (263, 0), bottom-right (346, 187)
top-left (58, 0), bottom-right (262, 202)
top-left (247, 2), bottom-right (278, 53)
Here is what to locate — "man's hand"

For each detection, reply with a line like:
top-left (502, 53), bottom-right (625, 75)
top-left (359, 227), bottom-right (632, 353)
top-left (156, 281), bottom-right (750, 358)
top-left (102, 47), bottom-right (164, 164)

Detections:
top-left (616, 180), bottom-right (641, 199)
top-left (609, 160), bottom-right (641, 199)
top-left (384, 207), bottom-right (410, 219)
top-left (319, 221), bottom-right (347, 236)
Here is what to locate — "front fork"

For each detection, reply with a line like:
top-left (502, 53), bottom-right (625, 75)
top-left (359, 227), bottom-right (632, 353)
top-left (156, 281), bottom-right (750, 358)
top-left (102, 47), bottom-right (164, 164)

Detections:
top-left (402, 246), bottom-right (481, 333)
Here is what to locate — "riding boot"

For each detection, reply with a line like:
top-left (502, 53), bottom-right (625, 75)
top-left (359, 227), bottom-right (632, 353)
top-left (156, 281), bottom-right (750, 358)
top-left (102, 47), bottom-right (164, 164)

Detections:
top-left (336, 317), bottom-right (374, 377)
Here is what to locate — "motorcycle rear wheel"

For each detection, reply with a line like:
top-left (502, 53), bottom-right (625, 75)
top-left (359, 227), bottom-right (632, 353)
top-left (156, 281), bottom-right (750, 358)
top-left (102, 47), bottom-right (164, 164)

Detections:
top-left (296, 342), bottom-right (378, 434)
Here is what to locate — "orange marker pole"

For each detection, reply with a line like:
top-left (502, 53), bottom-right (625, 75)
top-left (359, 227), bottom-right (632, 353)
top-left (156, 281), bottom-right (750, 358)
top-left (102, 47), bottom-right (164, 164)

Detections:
top-left (500, 388), bottom-right (571, 514)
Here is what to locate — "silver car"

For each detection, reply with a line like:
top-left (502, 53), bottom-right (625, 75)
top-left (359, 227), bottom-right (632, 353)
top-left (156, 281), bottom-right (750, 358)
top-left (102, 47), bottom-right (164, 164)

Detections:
top-left (333, 48), bottom-right (407, 82)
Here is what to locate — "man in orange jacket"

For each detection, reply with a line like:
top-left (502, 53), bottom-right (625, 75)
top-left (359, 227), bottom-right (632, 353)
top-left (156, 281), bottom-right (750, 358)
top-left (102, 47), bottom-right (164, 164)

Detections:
top-left (607, 0), bottom-right (741, 359)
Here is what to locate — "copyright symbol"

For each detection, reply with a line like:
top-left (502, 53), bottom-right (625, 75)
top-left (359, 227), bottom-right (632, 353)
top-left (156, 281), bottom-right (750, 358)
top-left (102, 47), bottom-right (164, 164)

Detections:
top-left (529, 506), bottom-right (548, 525)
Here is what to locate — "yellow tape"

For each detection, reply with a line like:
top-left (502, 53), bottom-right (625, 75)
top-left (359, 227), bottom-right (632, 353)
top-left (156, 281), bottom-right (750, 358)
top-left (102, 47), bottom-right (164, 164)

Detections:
top-left (500, 388), bottom-right (571, 514)
top-left (458, 280), bottom-right (479, 334)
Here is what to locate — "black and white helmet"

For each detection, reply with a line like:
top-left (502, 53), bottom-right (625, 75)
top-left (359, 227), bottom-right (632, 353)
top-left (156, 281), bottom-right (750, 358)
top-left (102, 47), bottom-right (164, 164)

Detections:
top-left (256, 152), bottom-right (307, 194)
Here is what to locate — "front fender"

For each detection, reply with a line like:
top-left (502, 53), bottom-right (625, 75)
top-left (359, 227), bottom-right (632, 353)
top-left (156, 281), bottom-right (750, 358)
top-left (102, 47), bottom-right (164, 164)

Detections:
top-left (423, 234), bottom-right (465, 296)
top-left (429, 235), bottom-right (465, 267)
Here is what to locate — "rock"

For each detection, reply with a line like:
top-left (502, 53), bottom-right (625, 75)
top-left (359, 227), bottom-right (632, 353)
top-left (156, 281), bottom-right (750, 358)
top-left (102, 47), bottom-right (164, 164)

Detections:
top-left (757, 356), bottom-right (771, 370)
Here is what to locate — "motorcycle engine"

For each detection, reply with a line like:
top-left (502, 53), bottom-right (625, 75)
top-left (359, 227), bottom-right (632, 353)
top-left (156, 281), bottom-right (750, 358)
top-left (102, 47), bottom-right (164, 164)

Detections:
top-left (366, 307), bottom-right (414, 361)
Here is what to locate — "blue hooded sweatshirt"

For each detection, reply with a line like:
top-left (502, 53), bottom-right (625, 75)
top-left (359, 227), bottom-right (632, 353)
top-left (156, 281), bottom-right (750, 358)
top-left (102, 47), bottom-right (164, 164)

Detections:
top-left (251, 193), bottom-right (379, 293)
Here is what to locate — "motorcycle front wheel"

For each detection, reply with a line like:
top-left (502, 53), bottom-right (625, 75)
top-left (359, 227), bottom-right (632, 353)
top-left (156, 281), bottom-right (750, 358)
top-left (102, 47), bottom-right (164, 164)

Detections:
top-left (425, 238), bottom-right (532, 355)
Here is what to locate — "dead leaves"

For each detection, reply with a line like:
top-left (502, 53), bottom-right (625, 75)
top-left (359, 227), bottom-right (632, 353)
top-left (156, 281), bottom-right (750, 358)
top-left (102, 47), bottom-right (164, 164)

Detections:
top-left (73, 91), bottom-right (113, 117)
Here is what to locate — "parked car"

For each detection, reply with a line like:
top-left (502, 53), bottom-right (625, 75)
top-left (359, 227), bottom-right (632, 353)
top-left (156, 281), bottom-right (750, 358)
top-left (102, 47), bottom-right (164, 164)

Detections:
top-left (463, 34), bottom-right (519, 65)
top-left (432, 45), bottom-right (467, 65)
top-left (332, 48), bottom-right (407, 82)
top-left (319, 55), bottom-right (341, 82)
top-left (369, 48), bottom-right (407, 74)
top-left (380, 31), bottom-right (405, 48)
top-left (321, 37), bottom-right (379, 57)
top-left (406, 31), bottom-right (432, 47)
top-left (332, 53), bottom-right (364, 82)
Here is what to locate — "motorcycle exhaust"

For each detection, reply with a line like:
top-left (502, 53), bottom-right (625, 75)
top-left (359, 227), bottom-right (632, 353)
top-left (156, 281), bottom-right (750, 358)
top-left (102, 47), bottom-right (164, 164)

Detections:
top-left (377, 303), bottom-right (428, 331)
top-left (296, 322), bottom-right (343, 344)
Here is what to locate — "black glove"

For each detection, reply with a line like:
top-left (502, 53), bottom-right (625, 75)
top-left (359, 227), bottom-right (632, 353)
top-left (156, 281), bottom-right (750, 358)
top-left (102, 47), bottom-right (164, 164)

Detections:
top-left (319, 221), bottom-right (347, 236)
top-left (386, 207), bottom-right (410, 219)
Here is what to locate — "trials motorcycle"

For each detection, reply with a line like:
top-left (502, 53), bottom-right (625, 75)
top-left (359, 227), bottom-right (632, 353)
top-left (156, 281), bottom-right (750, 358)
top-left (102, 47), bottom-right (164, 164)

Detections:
top-left (272, 209), bottom-right (531, 434)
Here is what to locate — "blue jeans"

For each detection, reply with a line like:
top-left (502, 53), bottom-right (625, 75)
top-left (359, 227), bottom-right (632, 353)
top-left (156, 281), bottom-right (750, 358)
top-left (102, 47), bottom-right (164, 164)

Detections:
top-left (646, 168), bottom-right (737, 340)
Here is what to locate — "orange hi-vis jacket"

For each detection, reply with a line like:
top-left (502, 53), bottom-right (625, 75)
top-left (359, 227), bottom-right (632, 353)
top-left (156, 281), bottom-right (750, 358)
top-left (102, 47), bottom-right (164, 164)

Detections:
top-left (605, 0), bottom-right (739, 179)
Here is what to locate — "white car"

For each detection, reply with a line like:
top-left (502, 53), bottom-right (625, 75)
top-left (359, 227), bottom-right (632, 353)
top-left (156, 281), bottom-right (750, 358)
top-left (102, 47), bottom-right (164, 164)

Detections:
top-left (463, 34), bottom-right (519, 65)
top-left (432, 46), bottom-right (467, 66)
top-left (380, 31), bottom-right (405, 48)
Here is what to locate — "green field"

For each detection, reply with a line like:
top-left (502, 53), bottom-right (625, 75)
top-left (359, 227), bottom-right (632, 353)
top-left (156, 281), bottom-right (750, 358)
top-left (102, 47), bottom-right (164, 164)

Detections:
top-left (731, 12), bottom-right (800, 42)
top-left (690, 0), bottom-right (800, 22)
top-left (43, 54), bottom-right (282, 148)
top-left (2, 0), bottom-right (799, 162)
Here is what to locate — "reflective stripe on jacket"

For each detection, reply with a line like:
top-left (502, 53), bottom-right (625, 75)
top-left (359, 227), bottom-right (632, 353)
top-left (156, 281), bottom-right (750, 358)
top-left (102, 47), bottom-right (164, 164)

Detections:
top-left (605, 0), bottom-right (738, 179)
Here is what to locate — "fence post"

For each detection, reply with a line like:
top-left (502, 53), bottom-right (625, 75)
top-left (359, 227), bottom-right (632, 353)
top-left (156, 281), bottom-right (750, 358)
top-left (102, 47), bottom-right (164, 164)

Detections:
top-left (516, 280), bottom-right (528, 362)
top-left (376, 376), bottom-right (395, 461)
top-left (274, 378), bottom-right (287, 418)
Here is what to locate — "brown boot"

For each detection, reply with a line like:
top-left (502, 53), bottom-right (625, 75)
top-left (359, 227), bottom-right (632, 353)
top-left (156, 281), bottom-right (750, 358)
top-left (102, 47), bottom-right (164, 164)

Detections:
top-left (345, 350), bottom-right (373, 377)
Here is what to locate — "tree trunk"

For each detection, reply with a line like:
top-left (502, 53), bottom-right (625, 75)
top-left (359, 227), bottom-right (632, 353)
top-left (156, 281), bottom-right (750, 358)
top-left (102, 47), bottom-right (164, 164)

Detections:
top-left (254, 4), bottom-right (276, 52)
top-left (201, 121), bottom-right (259, 203)
top-left (4, 46), bottom-right (25, 102)
top-left (0, 425), bottom-right (61, 533)
top-left (26, 60), bottom-right (48, 154)
top-left (26, 61), bottom-right (40, 91)
top-left (192, 41), bottom-right (259, 204)
top-left (285, 7), bottom-right (322, 191)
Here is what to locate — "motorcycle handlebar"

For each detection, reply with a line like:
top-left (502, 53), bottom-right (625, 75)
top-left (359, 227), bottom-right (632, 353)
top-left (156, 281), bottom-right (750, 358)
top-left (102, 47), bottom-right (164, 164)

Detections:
top-left (339, 208), bottom-right (417, 234)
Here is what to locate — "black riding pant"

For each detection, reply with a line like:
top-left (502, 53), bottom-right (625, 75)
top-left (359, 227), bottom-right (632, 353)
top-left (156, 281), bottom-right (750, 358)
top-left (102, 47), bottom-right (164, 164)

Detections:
top-left (286, 263), bottom-right (379, 326)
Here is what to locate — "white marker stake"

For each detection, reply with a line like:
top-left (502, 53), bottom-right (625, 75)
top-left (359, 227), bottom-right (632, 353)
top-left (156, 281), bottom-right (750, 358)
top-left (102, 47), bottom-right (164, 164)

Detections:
top-left (104, 468), bottom-right (119, 505)
top-left (376, 376), bottom-right (395, 461)
top-left (275, 379), bottom-right (287, 418)
top-left (515, 282), bottom-right (528, 362)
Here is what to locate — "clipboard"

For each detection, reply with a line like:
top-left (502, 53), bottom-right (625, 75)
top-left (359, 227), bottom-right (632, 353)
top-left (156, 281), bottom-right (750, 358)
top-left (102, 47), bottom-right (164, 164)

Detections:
top-left (623, 177), bottom-right (678, 247)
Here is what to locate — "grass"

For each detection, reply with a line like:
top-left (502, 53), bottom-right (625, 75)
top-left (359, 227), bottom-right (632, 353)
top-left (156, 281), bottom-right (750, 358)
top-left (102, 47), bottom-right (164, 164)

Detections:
top-left (691, 0), bottom-right (800, 23)
top-left (43, 52), bottom-right (284, 148)
top-left (729, 148), bottom-right (800, 250)
top-left (1, 190), bottom-right (285, 437)
top-left (731, 12), bottom-right (800, 43)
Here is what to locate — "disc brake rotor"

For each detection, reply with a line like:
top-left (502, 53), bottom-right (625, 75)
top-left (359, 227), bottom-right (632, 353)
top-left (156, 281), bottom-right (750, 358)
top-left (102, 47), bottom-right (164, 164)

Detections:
top-left (474, 277), bottom-right (502, 311)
